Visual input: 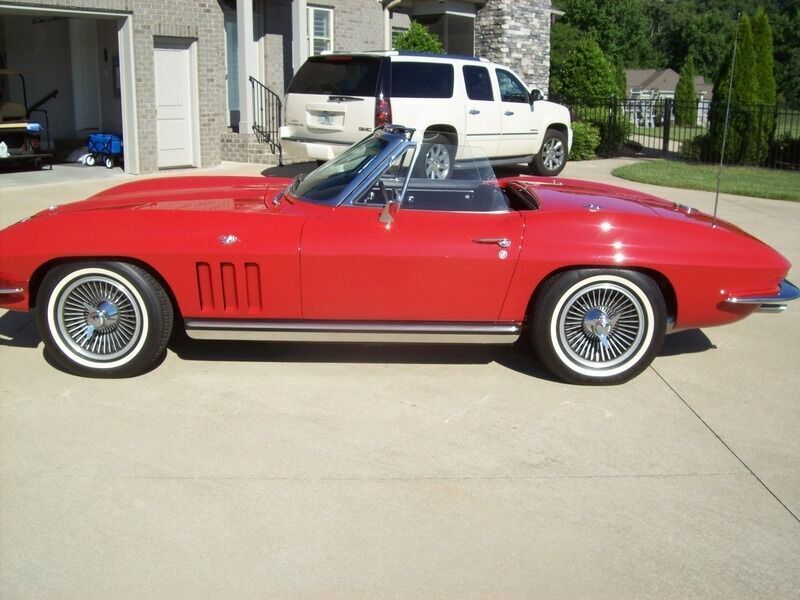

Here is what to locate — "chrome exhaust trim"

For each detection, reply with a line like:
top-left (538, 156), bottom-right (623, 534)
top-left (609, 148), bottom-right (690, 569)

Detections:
top-left (184, 319), bottom-right (521, 344)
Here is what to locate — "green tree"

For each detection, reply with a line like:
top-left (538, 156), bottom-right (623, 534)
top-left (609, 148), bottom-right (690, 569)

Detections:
top-left (752, 6), bottom-right (777, 161)
top-left (549, 37), bottom-right (618, 104)
top-left (674, 56), bottom-right (697, 126)
top-left (613, 59), bottom-right (627, 98)
top-left (393, 21), bottom-right (444, 54)
top-left (709, 15), bottom-right (758, 164)
top-left (558, 0), bottom-right (663, 67)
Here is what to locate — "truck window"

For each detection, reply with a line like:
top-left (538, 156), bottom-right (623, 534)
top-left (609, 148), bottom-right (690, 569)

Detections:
top-left (391, 62), bottom-right (454, 98)
top-left (463, 66), bottom-right (494, 101)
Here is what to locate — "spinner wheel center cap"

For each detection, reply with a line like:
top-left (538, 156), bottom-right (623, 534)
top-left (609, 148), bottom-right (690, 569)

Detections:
top-left (583, 308), bottom-right (612, 337)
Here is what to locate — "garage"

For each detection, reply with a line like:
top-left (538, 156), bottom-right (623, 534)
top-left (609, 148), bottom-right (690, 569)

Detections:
top-left (0, 3), bottom-right (138, 174)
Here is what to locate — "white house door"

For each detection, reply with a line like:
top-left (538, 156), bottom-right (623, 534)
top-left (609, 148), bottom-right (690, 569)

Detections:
top-left (154, 39), bottom-right (197, 168)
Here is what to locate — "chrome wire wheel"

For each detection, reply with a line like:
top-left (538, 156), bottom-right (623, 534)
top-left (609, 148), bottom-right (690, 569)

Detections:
top-left (55, 274), bottom-right (144, 362)
top-left (541, 137), bottom-right (565, 172)
top-left (557, 282), bottom-right (646, 370)
top-left (424, 143), bottom-right (451, 179)
top-left (533, 271), bottom-right (665, 384)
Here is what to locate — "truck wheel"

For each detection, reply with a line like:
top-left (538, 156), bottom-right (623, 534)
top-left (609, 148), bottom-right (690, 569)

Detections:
top-left (418, 133), bottom-right (454, 180)
top-left (531, 129), bottom-right (567, 176)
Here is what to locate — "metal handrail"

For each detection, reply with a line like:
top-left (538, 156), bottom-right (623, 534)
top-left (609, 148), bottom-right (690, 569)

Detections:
top-left (249, 76), bottom-right (282, 164)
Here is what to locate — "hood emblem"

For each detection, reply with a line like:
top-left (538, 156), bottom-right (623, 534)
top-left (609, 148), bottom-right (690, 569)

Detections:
top-left (583, 203), bottom-right (602, 212)
top-left (218, 234), bottom-right (240, 246)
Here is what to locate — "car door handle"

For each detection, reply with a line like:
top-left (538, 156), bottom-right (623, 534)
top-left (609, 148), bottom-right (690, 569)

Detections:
top-left (469, 109), bottom-right (481, 115)
top-left (504, 111), bottom-right (514, 116)
top-left (473, 237), bottom-right (511, 248)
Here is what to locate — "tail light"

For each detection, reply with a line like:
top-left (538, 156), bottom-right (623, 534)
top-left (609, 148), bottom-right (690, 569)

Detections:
top-left (375, 97), bottom-right (392, 128)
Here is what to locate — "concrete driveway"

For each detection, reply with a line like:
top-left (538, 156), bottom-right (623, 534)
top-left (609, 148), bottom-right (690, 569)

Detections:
top-left (1, 159), bottom-right (799, 598)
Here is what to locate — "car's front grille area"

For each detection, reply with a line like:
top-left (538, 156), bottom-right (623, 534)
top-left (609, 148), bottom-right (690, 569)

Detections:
top-left (195, 262), bottom-right (263, 313)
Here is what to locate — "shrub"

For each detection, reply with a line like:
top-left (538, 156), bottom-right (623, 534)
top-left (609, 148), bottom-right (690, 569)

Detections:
top-left (768, 134), bottom-right (800, 170)
top-left (550, 37), bottom-right (618, 105)
top-left (674, 57), bottom-right (698, 127)
top-left (393, 21), bottom-right (444, 54)
top-left (680, 133), bottom-right (710, 162)
top-left (569, 122), bottom-right (601, 160)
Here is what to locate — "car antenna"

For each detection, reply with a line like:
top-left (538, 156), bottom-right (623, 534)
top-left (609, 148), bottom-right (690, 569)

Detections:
top-left (713, 12), bottom-right (741, 229)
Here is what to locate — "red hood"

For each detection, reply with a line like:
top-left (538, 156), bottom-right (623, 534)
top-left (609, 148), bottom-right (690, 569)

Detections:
top-left (42, 175), bottom-right (292, 215)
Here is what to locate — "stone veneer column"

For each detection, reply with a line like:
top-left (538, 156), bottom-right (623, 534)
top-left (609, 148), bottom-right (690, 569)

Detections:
top-left (475, 0), bottom-right (552, 94)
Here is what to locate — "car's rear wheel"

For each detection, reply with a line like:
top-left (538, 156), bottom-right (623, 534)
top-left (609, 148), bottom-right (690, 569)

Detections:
top-left (532, 269), bottom-right (666, 384)
top-left (531, 128), bottom-right (567, 176)
top-left (36, 262), bottom-right (173, 377)
top-left (418, 132), bottom-right (454, 180)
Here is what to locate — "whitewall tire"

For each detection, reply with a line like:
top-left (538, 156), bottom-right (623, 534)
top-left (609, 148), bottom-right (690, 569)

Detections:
top-left (532, 270), bottom-right (666, 384)
top-left (36, 262), bottom-right (173, 377)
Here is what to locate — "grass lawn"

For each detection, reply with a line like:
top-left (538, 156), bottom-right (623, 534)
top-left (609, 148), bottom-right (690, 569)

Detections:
top-left (612, 160), bottom-right (800, 202)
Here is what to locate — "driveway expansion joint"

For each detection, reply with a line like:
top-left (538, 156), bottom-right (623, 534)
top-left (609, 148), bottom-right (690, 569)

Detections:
top-left (651, 365), bottom-right (800, 525)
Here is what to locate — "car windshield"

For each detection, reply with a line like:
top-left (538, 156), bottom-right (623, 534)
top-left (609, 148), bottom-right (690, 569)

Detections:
top-left (292, 134), bottom-right (391, 204)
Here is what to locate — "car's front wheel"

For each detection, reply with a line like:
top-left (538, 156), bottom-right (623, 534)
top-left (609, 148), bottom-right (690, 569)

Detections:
top-left (531, 128), bottom-right (567, 176)
top-left (36, 262), bottom-right (173, 377)
top-left (531, 269), bottom-right (666, 384)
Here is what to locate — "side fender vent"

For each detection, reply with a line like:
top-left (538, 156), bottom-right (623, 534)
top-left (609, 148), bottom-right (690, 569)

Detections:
top-left (195, 262), bottom-right (263, 314)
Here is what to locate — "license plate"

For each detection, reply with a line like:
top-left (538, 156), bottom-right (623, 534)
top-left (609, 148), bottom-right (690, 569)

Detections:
top-left (317, 112), bottom-right (335, 126)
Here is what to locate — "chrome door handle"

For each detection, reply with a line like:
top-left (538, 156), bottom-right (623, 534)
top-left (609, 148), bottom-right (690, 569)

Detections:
top-left (504, 111), bottom-right (514, 116)
top-left (469, 109), bottom-right (481, 115)
top-left (473, 237), bottom-right (511, 248)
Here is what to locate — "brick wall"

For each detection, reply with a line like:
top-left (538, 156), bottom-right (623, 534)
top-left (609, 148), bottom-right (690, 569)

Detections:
top-left (476, 0), bottom-right (551, 93)
top-left (329, 0), bottom-right (384, 52)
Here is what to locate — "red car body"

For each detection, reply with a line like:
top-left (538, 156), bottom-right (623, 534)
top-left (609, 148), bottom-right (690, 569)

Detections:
top-left (0, 127), bottom-right (796, 383)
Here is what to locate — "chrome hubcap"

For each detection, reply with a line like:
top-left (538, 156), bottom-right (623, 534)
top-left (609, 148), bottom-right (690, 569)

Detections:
top-left (559, 283), bottom-right (645, 368)
top-left (56, 276), bottom-right (142, 361)
top-left (425, 143), bottom-right (451, 179)
top-left (542, 138), bottom-right (565, 171)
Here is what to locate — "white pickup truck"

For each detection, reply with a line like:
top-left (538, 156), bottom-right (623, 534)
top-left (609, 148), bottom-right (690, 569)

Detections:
top-left (280, 51), bottom-right (573, 179)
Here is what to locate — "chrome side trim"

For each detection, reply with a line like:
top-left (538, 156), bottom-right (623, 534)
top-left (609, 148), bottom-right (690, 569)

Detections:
top-left (0, 287), bottom-right (24, 295)
top-left (724, 279), bottom-right (800, 312)
top-left (184, 319), bottom-right (521, 344)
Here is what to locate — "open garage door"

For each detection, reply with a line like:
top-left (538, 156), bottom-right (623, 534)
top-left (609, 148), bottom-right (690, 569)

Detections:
top-left (0, 6), bottom-right (138, 174)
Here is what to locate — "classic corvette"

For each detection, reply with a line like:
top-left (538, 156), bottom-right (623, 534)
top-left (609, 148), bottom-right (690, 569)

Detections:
top-left (0, 126), bottom-right (797, 383)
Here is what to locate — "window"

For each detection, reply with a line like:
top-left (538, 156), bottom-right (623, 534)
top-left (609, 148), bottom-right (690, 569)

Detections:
top-left (496, 69), bottom-right (529, 104)
top-left (307, 5), bottom-right (333, 56)
top-left (288, 56), bottom-right (381, 96)
top-left (463, 66), bottom-right (493, 101)
top-left (391, 62), bottom-right (454, 98)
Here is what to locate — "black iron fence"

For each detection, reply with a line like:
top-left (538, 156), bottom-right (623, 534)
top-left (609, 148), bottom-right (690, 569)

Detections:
top-left (249, 76), bottom-right (282, 163)
top-left (567, 97), bottom-right (800, 170)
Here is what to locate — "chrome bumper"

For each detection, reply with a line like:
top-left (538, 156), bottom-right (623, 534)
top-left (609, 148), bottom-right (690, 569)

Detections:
top-left (724, 279), bottom-right (800, 313)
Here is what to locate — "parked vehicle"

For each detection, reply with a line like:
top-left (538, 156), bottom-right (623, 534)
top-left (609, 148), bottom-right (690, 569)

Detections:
top-left (280, 52), bottom-right (572, 178)
top-left (0, 126), bottom-right (796, 383)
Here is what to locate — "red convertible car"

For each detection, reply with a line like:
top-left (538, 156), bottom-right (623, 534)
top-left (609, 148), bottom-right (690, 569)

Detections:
top-left (0, 126), bottom-right (797, 383)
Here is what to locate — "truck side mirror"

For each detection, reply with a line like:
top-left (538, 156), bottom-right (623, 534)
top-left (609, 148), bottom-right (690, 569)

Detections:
top-left (529, 88), bottom-right (544, 103)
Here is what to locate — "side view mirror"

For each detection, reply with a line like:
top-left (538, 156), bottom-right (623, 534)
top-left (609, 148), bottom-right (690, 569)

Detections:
top-left (529, 88), bottom-right (544, 102)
